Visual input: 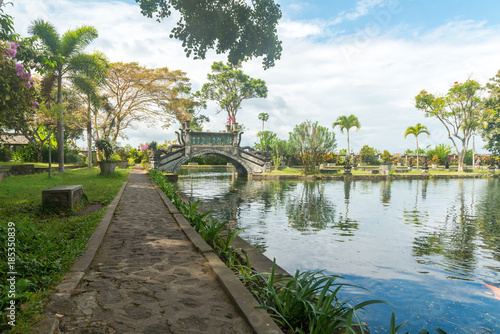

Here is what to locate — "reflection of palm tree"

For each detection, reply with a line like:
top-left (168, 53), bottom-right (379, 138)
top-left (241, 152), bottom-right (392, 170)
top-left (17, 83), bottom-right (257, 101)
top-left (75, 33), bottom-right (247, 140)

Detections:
top-left (380, 180), bottom-right (391, 205)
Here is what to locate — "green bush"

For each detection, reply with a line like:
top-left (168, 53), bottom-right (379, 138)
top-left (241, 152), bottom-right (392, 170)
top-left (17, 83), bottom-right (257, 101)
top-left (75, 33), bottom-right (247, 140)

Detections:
top-left (0, 145), bottom-right (12, 162)
top-left (359, 145), bottom-right (378, 165)
top-left (426, 144), bottom-right (452, 165)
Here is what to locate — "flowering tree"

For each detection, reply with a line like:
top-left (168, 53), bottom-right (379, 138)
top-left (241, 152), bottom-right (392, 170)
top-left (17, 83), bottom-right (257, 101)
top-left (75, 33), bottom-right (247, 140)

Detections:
top-left (415, 80), bottom-right (485, 172)
top-left (0, 7), bottom-right (39, 133)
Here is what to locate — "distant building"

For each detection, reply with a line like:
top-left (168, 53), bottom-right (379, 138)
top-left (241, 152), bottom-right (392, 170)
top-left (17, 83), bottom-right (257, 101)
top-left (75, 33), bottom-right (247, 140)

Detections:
top-left (0, 133), bottom-right (29, 152)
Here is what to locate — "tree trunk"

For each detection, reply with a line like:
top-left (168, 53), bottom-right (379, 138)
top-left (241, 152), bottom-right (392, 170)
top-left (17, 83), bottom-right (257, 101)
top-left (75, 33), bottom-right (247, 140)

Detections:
top-left (57, 73), bottom-right (65, 173)
top-left (346, 130), bottom-right (350, 158)
top-left (87, 120), bottom-right (92, 167)
top-left (416, 138), bottom-right (419, 170)
top-left (87, 99), bottom-right (92, 168)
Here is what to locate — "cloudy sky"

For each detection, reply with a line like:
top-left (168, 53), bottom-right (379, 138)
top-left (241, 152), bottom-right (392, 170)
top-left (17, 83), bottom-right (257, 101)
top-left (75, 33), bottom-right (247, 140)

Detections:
top-left (5, 0), bottom-right (500, 153)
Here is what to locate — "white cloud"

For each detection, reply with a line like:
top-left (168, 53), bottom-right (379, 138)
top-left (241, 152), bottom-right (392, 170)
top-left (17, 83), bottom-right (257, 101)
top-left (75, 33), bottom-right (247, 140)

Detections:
top-left (5, 0), bottom-right (500, 153)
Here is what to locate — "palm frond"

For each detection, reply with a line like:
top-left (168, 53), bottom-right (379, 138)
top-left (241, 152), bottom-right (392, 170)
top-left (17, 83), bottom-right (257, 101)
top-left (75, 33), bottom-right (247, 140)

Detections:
top-left (60, 25), bottom-right (98, 57)
top-left (29, 19), bottom-right (61, 55)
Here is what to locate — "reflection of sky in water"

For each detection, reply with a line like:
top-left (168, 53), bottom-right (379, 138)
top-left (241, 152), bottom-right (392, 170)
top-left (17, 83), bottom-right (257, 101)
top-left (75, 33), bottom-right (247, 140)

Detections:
top-left (176, 171), bottom-right (500, 333)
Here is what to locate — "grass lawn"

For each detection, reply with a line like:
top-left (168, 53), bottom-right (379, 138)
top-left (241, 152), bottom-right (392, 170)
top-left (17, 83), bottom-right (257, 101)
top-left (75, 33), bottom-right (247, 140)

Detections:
top-left (0, 167), bottom-right (131, 332)
top-left (0, 161), bottom-right (86, 168)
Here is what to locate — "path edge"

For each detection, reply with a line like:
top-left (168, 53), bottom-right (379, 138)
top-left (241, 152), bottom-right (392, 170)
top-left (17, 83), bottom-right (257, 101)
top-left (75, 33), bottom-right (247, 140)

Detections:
top-left (31, 169), bottom-right (132, 334)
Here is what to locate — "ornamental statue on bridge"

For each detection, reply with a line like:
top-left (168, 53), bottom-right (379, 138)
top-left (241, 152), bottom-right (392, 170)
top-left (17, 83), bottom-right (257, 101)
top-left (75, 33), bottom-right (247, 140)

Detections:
top-left (148, 120), bottom-right (271, 177)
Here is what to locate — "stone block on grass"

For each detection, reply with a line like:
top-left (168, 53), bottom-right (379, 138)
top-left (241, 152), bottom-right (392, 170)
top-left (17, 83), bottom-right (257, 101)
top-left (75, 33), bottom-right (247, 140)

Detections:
top-left (42, 185), bottom-right (84, 210)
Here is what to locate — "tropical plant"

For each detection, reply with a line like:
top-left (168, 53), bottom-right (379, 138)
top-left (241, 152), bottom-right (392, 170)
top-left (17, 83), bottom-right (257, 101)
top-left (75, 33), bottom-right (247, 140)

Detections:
top-left (95, 139), bottom-right (113, 162)
top-left (289, 120), bottom-right (336, 174)
top-left (332, 114), bottom-right (361, 157)
top-left (258, 112), bottom-right (270, 132)
top-left (404, 123), bottom-right (430, 170)
top-left (270, 138), bottom-right (288, 170)
top-left (415, 80), bottom-right (485, 172)
top-left (425, 144), bottom-right (452, 165)
top-left (29, 20), bottom-right (99, 173)
top-left (255, 130), bottom-right (277, 152)
top-left (382, 150), bottom-right (392, 164)
top-left (240, 260), bottom-right (387, 333)
top-left (195, 61), bottom-right (268, 123)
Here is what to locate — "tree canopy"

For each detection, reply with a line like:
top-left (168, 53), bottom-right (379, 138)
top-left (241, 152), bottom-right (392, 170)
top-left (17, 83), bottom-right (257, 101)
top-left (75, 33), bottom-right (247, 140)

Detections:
top-left (135, 0), bottom-right (282, 69)
top-left (289, 120), bottom-right (336, 174)
top-left (482, 70), bottom-right (500, 155)
top-left (96, 62), bottom-right (193, 141)
top-left (196, 61), bottom-right (267, 123)
top-left (415, 80), bottom-right (484, 172)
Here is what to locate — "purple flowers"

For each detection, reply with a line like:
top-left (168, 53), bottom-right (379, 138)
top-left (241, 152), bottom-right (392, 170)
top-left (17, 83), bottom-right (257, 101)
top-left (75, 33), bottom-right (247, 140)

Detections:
top-left (8, 42), bottom-right (18, 58)
top-left (30, 101), bottom-right (39, 109)
top-left (15, 63), bottom-right (24, 76)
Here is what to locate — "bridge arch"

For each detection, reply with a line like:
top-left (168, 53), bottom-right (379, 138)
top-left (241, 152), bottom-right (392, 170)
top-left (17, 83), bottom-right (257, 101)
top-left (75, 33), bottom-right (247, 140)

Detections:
top-left (170, 149), bottom-right (252, 176)
top-left (149, 128), bottom-right (271, 176)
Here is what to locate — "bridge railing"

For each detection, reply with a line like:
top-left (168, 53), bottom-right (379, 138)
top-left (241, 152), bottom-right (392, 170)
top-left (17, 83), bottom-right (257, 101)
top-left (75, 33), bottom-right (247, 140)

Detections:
top-left (187, 131), bottom-right (238, 146)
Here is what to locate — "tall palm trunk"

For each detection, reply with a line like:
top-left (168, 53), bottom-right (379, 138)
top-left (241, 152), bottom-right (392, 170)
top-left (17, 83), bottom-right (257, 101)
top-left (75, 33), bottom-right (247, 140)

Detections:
top-left (57, 72), bottom-right (65, 173)
top-left (346, 130), bottom-right (350, 158)
top-left (87, 99), bottom-right (92, 168)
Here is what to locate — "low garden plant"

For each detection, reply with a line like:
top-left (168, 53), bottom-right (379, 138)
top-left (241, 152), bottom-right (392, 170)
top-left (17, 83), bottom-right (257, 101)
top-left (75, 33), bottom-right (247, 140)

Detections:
top-left (0, 167), bottom-right (130, 332)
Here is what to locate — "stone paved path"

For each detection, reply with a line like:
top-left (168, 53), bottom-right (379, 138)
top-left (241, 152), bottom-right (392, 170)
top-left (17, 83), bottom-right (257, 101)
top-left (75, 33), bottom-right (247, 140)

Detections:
top-left (53, 167), bottom-right (253, 333)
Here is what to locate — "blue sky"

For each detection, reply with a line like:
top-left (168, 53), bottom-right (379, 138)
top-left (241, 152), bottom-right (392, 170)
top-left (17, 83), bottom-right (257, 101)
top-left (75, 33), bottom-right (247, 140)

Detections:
top-left (6, 0), bottom-right (500, 153)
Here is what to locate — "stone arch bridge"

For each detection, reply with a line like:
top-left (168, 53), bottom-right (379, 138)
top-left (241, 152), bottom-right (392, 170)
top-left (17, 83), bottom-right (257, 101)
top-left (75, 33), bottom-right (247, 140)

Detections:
top-left (148, 125), bottom-right (271, 177)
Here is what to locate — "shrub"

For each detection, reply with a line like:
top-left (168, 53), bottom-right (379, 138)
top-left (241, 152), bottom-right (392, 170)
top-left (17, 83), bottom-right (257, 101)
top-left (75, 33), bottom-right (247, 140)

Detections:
top-left (382, 150), bottom-right (392, 163)
top-left (359, 145), bottom-right (377, 165)
top-left (426, 144), bottom-right (452, 165)
top-left (0, 145), bottom-right (12, 162)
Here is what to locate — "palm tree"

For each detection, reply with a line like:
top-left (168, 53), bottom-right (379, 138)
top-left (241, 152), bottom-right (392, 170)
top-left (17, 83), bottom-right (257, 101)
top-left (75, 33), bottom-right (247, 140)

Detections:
top-left (404, 123), bottom-right (430, 169)
top-left (69, 51), bottom-right (109, 168)
top-left (332, 114), bottom-right (361, 158)
top-left (258, 112), bottom-right (269, 132)
top-left (29, 20), bottom-right (98, 173)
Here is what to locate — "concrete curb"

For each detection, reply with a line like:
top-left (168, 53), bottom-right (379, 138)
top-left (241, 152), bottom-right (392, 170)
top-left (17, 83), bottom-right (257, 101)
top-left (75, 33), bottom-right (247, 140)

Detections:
top-left (153, 185), bottom-right (283, 334)
top-left (31, 170), bottom-right (131, 334)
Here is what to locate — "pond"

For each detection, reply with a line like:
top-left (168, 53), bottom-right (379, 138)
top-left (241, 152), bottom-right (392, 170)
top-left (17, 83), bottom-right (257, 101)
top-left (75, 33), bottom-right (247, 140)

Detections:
top-left (176, 168), bottom-right (500, 333)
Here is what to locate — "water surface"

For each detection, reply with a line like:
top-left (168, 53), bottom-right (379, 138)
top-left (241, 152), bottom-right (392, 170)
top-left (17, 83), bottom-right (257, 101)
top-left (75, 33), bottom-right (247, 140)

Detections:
top-left (177, 169), bottom-right (500, 333)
